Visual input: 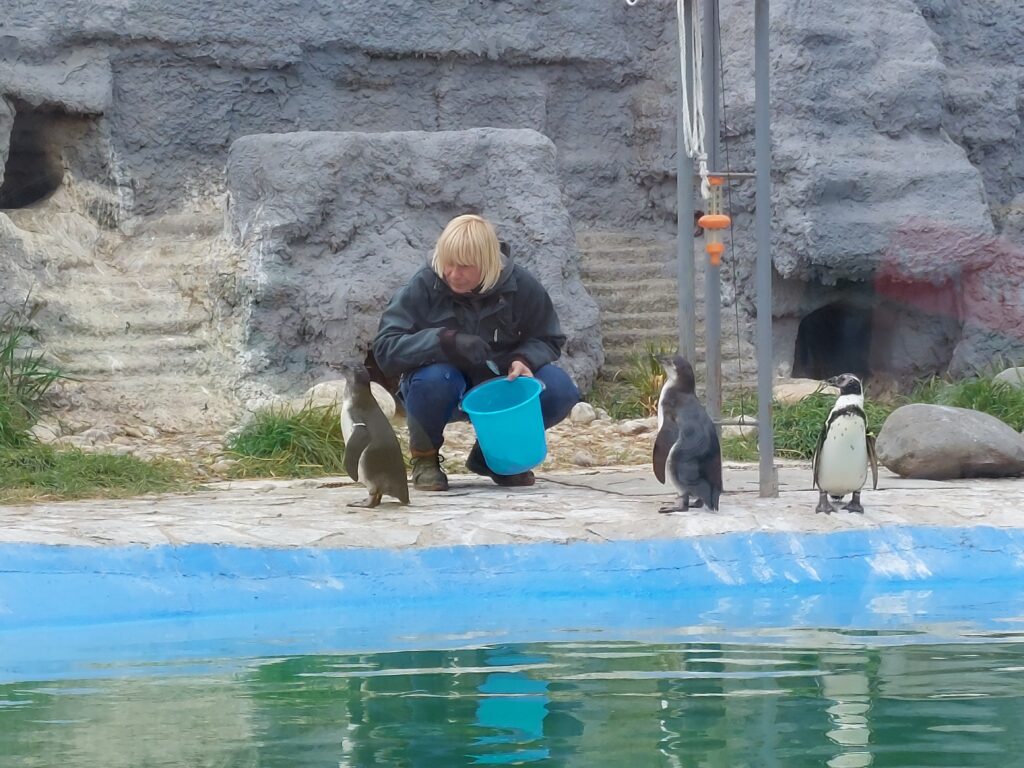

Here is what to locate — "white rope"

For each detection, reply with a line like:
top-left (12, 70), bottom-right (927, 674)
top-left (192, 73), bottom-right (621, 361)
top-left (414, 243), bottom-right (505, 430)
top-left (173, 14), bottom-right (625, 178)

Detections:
top-left (677, 0), bottom-right (710, 200)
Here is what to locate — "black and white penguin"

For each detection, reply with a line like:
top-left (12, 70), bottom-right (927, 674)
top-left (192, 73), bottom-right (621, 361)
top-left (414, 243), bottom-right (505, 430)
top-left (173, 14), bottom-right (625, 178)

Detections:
top-left (652, 355), bottom-right (723, 512)
top-left (338, 363), bottom-right (410, 508)
top-left (812, 373), bottom-right (879, 514)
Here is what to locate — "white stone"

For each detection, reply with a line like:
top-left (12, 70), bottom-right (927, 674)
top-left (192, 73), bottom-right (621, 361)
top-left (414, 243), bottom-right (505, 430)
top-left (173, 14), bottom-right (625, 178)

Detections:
top-left (569, 402), bottom-right (597, 425)
top-left (211, 459), bottom-right (239, 474)
top-left (593, 407), bottom-right (611, 421)
top-left (29, 421), bottom-right (61, 442)
top-left (616, 417), bottom-right (658, 435)
top-left (773, 378), bottom-right (837, 405)
top-left (721, 424), bottom-right (758, 440)
top-left (79, 427), bottom-right (113, 445)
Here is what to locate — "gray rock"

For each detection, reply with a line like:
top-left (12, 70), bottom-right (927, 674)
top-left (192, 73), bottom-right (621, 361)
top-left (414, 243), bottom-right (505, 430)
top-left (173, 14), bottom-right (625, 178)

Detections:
top-left (994, 367), bottom-right (1024, 389)
top-left (877, 403), bottom-right (1024, 479)
top-left (226, 128), bottom-right (603, 394)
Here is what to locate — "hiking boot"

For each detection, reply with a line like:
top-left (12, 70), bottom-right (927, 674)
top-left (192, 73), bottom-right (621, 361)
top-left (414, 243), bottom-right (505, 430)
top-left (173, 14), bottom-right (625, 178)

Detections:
top-left (411, 451), bottom-right (449, 492)
top-left (466, 442), bottom-right (536, 487)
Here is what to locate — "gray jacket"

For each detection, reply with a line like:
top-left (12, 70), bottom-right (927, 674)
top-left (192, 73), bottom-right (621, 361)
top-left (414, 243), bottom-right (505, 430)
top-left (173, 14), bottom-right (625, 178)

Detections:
top-left (373, 260), bottom-right (566, 379)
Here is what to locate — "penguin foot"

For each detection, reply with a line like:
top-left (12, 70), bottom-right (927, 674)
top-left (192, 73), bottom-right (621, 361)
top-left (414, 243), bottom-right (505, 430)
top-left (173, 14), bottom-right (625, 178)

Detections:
top-left (658, 503), bottom-right (682, 514)
top-left (347, 492), bottom-right (382, 509)
top-left (815, 492), bottom-right (834, 515)
top-left (842, 493), bottom-right (864, 514)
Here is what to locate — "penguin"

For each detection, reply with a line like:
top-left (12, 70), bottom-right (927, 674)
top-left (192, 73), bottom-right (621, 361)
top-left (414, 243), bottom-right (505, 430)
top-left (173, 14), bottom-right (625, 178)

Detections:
top-left (338, 362), bottom-right (410, 508)
top-left (652, 355), bottom-right (723, 512)
top-left (812, 372), bottom-right (879, 514)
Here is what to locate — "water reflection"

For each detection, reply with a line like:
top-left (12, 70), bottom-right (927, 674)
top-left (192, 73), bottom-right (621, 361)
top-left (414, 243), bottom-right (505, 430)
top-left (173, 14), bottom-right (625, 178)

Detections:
top-left (2, 638), bottom-right (1024, 767)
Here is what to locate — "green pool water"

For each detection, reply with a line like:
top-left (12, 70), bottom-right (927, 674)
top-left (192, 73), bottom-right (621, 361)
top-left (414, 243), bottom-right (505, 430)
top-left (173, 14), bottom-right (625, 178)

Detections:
top-left (4, 633), bottom-right (1024, 767)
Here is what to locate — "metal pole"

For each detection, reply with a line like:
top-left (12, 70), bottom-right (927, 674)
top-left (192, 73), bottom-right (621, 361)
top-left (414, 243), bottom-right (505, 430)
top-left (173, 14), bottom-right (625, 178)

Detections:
top-left (677, 0), bottom-right (696, 361)
top-left (702, 0), bottom-right (722, 422)
top-left (754, 0), bottom-right (778, 497)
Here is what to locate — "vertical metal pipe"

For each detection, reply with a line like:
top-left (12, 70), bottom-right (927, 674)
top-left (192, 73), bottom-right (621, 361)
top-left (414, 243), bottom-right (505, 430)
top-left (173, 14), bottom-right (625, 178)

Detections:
top-left (701, 0), bottom-right (722, 422)
top-left (754, 0), bottom-right (778, 497)
top-left (678, 0), bottom-right (696, 361)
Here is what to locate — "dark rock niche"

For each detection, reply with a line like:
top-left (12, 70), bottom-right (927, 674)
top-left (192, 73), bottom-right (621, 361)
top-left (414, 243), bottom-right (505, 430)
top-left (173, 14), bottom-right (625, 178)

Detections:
top-left (0, 103), bottom-right (67, 208)
top-left (782, 275), bottom-right (962, 387)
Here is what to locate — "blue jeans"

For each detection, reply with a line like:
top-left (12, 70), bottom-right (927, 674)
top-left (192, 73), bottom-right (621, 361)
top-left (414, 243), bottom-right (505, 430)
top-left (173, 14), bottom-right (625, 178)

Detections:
top-left (400, 363), bottom-right (580, 454)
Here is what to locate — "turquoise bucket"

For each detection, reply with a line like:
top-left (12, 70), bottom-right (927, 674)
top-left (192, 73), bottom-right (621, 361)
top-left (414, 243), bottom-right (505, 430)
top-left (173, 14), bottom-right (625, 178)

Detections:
top-left (460, 377), bottom-right (547, 475)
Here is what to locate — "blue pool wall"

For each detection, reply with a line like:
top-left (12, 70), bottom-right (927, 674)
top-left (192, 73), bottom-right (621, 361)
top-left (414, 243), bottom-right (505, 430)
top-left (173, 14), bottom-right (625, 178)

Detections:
top-left (2, 525), bottom-right (1024, 681)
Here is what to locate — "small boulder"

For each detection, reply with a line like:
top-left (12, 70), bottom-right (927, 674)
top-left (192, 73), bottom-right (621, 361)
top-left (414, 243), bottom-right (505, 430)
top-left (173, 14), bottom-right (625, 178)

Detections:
top-left (296, 378), bottom-right (397, 421)
top-left (877, 403), bottom-right (1024, 479)
top-left (569, 402), bottom-right (597, 425)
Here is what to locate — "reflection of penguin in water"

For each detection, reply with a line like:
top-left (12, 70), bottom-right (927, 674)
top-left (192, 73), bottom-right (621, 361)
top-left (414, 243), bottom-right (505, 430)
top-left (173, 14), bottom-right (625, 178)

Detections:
top-left (812, 373), bottom-right (878, 514)
top-left (338, 362), bottom-right (409, 508)
top-left (653, 355), bottom-right (723, 512)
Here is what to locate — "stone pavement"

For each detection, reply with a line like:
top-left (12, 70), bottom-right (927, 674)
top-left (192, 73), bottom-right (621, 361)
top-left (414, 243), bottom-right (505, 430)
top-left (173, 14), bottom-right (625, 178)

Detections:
top-left (0, 462), bottom-right (1020, 549)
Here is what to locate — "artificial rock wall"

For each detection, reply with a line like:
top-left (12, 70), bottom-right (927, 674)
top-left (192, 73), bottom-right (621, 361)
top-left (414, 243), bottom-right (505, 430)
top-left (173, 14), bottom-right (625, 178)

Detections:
top-left (1, 0), bottom-right (1024, 401)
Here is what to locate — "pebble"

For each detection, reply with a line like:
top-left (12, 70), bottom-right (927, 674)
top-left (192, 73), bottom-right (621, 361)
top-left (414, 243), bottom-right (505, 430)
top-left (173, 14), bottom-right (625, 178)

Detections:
top-left (572, 450), bottom-right (597, 467)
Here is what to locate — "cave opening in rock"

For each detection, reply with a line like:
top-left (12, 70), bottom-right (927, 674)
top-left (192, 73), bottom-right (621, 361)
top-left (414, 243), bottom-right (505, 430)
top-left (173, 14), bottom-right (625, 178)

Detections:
top-left (792, 301), bottom-right (874, 381)
top-left (0, 105), bottom-right (66, 209)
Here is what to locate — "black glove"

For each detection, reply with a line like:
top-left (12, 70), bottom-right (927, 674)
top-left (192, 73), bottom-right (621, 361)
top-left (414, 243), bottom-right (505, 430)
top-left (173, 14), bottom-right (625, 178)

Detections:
top-left (440, 330), bottom-right (491, 367)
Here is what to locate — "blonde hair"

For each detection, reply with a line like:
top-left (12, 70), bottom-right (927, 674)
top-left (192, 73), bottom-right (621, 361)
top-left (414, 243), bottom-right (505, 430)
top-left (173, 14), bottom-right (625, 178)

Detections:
top-left (431, 214), bottom-right (503, 292)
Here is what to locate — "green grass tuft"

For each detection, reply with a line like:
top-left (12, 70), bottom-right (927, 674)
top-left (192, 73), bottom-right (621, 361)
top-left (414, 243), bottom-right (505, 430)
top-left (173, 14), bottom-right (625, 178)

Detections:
top-left (226, 402), bottom-right (347, 478)
top-left (0, 444), bottom-right (190, 502)
top-left (0, 309), bottom-right (65, 448)
top-left (909, 375), bottom-right (1024, 431)
top-left (587, 342), bottom-right (675, 420)
top-left (720, 434), bottom-right (759, 462)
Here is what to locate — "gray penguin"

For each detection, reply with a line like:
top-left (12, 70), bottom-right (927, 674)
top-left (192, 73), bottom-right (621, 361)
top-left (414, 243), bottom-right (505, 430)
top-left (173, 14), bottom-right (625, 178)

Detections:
top-left (812, 372), bottom-right (878, 514)
top-left (338, 362), bottom-right (409, 508)
top-left (652, 355), bottom-right (723, 512)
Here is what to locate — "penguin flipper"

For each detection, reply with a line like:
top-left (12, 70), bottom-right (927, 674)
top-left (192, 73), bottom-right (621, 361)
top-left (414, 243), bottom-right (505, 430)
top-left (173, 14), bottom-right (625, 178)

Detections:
top-left (866, 432), bottom-right (879, 490)
top-left (343, 424), bottom-right (371, 482)
top-left (652, 423), bottom-right (677, 485)
top-left (811, 421), bottom-right (827, 489)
